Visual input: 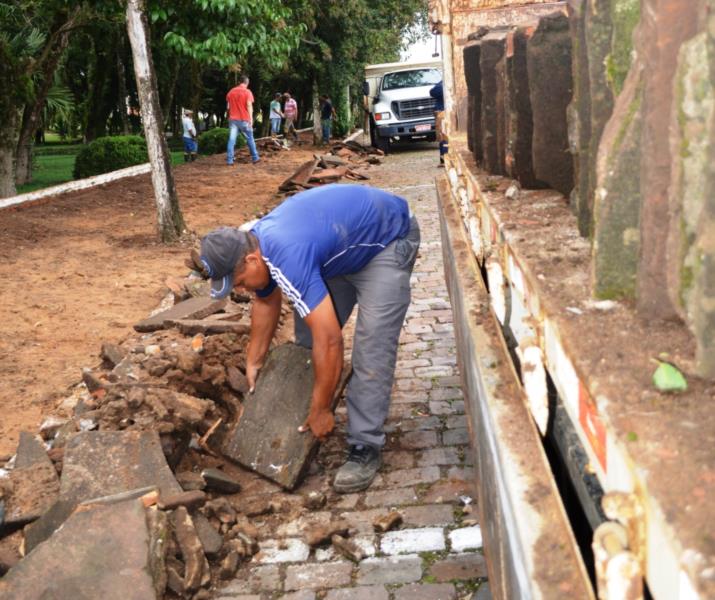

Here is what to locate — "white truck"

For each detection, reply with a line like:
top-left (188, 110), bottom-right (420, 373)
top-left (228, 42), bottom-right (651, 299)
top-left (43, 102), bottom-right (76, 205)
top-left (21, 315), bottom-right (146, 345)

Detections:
top-left (363, 59), bottom-right (442, 153)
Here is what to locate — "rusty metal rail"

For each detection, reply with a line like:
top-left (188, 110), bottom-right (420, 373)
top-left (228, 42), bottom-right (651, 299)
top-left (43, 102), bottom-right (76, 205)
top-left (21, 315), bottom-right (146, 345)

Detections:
top-left (436, 174), bottom-right (594, 599)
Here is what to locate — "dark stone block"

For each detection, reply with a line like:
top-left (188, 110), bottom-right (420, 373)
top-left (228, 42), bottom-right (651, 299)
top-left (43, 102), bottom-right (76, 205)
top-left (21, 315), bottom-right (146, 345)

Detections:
top-left (14, 431), bottom-right (50, 469)
top-left (526, 12), bottom-right (575, 196)
top-left (480, 31), bottom-right (508, 175)
top-left (503, 25), bottom-right (540, 188)
top-left (220, 343), bottom-right (349, 489)
top-left (463, 41), bottom-right (483, 159)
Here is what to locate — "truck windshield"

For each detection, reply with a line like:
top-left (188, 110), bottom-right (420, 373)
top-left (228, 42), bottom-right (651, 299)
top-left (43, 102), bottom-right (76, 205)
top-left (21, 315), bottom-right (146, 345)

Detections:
top-left (381, 69), bottom-right (441, 91)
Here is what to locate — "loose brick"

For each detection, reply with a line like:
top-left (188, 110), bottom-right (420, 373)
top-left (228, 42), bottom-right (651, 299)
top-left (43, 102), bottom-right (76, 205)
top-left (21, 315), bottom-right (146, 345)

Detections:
top-left (380, 527), bottom-right (445, 554)
top-left (325, 585), bottom-right (389, 600)
top-left (281, 592), bottom-right (316, 600)
top-left (417, 448), bottom-right (462, 468)
top-left (356, 555), bottom-right (423, 585)
top-left (442, 428), bottom-right (470, 446)
top-left (383, 467), bottom-right (441, 488)
top-left (400, 504), bottom-right (455, 528)
top-left (428, 552), bottom-right (488, 581)
top-left (449, 526), bottom-right (483, 552)
top-left (254, 539), bottom-right (310, 563)
top-left (400, 430), bottom-right (439, 450)
top-left (393, 583), bottom-right (457, 600)
top-left (284, 561), bottom-right (353, 590)
top-left (364, 488), bottom-right (418, 508)
top-left (220, 564), bottom-right (281, 594)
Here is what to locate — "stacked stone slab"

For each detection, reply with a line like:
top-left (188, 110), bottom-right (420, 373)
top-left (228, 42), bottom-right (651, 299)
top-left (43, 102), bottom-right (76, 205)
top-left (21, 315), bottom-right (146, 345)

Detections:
top-left (504, 24), bottom-right (540, 188)
top-left (480, 31), bottom-right (508, 175)
top-left (525, 12), bottom-right (574, 196)
top-left (463, 40), bottom-right (482, 159)
top-left (665, 5), bottom-right (715, 377)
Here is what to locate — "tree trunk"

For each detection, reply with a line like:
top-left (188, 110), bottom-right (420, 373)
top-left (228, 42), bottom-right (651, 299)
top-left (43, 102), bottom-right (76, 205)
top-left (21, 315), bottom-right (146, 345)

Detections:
top-left (312, 79), bottom-right (321, 145)
top-left (15, 8), bottom-right (78, 186)
top-left (0, 111), bottom-right (18, 198)
top-left (126, 0), bottom-right (185, 243)
top-left (116, 39), bottom-right (130, 135)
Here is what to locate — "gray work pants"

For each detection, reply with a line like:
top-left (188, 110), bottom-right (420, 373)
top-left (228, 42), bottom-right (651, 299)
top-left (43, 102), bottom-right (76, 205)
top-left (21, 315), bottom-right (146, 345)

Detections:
top-left (294, 216), bottom-right (420, 449)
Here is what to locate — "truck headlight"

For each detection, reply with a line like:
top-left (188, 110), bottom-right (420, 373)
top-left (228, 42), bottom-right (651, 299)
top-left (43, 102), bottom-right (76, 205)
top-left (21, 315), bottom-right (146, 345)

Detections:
top-left (374, 112), bottom-right (392, 121)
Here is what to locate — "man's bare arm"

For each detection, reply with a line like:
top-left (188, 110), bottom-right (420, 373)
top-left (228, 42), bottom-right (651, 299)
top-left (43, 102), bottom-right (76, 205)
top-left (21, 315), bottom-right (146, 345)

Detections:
top-left (246, 286), bottom-right (282, 391)
top-left (298, 295), bottom-right (343, 439)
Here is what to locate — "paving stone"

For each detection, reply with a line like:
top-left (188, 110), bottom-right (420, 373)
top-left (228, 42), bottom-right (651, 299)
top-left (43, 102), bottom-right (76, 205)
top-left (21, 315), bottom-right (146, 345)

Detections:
top-left (0, 498), bottom-right (164, 599)
top-left (381, 450), bottom-right (416, 469)
top-left (417, 447), bottom-right (462, 467)
top-left (442, 428), bottom-right (470, 446)
top-left (254, 538), bottom-right (311, 563)
top-left (429, 387), bottom-right (463, 401)
top-left (386, 416), bottom-right (441, 433)
top-left (400, 504), bottom-right (455, 527)
top-left (383, 467), bottom-right (441, 488)
top-left (275, 512), bottom-right (332, 537)
top-left (399, 430), bottom-right (439, 450)
top-left (134, 295), bottom-right (226, 332)
top-left (325, 585), bottom-right (389, 600)
top-left (380, 527), bottom-right (445, 555)
top-left (222, 343), bottom-right (349, 489)
top-left (215, 596), bottom-right (261, 600)
top-left (428, 552), bottom-right (488, 581)
top-left (445, 415), bottom-right (467, 429)
top-left (280, 591), bottom-right (316, 600)
top-left (421, 479), bottom-right (477, 505)
top-left (285, 561), bottom-right (353, 590)
top-left (356, 554), bottom-right (423, 585)
top-left (449, 526), bottom-right (483, 552)
top-left (221, 565), bottom-right (282, 594)
top-left (474, 581), bottom-right (492, 600)
top-left (332, 493), bottom-right (360, 509)
top-left (415, 365), bottom-right (454, 378)
top-left (364, 487), bottom-right (418, 508)
top-left (393, 583), bottom-right (457, 600)
top-left (339, 508), bottom-right (388, 534)
top-left (14, 431), bottom-right (50, 469)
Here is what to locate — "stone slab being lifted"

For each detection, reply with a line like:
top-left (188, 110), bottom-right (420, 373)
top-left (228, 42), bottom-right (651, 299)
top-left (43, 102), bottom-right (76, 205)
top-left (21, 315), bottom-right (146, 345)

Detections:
top-left (220, 343), bottom-right (350, 490)
top-left (134, 296), bottom-right (226, 332)
top-left (0, 498), bottom-right (166, 600)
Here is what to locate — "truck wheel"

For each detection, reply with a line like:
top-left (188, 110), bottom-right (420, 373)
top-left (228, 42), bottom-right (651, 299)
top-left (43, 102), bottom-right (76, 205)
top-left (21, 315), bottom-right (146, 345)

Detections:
top-left (369, 120), bottom-right (378, 148)
top-left (375, 134), bottom-right (390, 155)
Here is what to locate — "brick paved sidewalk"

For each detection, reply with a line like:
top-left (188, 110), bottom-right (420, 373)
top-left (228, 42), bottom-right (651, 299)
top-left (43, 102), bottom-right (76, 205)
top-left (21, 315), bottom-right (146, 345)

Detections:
top-left (216, 150), bottom-right (490, 600)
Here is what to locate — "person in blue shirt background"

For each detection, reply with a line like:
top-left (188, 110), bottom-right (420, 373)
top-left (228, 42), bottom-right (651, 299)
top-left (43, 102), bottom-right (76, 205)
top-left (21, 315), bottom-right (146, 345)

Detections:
top-left (429, 80), bottom-right (448, 165)
top-left (198, 184), bottom-right (420, 493)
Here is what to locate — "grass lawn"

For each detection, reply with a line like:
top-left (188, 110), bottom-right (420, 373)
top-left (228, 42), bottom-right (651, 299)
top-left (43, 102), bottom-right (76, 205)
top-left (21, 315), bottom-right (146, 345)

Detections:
top-left (16, 149), bottom-right (187, 195)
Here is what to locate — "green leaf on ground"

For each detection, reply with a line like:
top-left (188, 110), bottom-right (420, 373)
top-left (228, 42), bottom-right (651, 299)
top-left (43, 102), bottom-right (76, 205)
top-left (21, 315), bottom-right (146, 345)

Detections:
top-left (652, 361), bottom-right (688, 392)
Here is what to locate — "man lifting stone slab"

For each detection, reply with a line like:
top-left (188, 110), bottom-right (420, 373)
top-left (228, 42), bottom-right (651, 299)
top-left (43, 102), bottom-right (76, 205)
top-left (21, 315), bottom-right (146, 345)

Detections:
top-left (196, 184), bottom-right (420, 492)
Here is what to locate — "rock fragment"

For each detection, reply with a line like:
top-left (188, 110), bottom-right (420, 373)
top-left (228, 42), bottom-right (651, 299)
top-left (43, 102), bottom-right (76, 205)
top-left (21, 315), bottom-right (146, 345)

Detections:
top-left (373, 511), bottom-right (403, 533)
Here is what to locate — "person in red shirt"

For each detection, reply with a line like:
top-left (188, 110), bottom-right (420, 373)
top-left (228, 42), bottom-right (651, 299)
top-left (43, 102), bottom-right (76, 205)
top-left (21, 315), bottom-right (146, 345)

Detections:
top-left (226, 75), bottom-right (260, 164)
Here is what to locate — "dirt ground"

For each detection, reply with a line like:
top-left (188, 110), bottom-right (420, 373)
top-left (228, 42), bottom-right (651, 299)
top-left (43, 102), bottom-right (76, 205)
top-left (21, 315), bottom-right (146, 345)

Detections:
top-left (0, 137), bottom-right (321, 456)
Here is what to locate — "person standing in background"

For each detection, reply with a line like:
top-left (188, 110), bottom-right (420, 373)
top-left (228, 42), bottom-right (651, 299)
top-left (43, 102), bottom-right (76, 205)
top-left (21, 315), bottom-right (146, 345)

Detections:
top-left (429, 80), bottom-right (447, 166)
top-left (283, 92), bottom-right (299, 141)
top-left (269, 93), bottom-right (284, 138)
top-left (226, 75), bottom-right (260, 165)
top-left (320, 95), bottom-right (337, 145)
top-left (182, 109), bottom-right (198, 162)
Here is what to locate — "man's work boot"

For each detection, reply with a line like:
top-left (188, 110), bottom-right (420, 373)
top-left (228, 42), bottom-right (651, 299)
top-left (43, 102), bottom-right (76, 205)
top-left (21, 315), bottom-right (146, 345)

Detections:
top-left (190, 153), bottom-right (197, 162)
top-left (333, 444), bottom-right (382, 494)
top-left (183, 153), bottom-right (190, 163)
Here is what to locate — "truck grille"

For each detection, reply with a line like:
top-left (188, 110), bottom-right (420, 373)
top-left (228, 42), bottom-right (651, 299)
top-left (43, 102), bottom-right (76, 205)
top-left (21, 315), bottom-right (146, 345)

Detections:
top-left (394, 98), bottom-right (436, 120)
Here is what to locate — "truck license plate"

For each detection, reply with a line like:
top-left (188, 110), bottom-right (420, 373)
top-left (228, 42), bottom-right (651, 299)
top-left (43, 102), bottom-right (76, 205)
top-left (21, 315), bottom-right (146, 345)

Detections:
top-left (415, 124), bottom-right (431, 132)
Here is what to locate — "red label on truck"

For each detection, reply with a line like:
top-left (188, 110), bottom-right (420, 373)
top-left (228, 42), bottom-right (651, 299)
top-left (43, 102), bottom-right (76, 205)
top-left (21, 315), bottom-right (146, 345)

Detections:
top-left (578, 383), bottom-right (607, 473)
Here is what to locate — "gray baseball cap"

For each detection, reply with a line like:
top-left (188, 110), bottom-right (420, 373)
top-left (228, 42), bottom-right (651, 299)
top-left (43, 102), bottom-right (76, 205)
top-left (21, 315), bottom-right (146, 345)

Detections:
top-left (199, 227), bottom-right (251, 299)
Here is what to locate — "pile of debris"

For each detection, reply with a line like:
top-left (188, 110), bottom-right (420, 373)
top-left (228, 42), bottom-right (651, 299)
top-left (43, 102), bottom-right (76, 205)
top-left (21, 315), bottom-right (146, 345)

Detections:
top-left (279, 140), bottom-right (384, 195)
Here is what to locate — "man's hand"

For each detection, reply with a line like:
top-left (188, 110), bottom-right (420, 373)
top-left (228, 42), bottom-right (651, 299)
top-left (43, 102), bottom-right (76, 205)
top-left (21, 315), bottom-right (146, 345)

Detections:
top-left (245, 359), bottom-right (262, 393)
top-left (299, 406), bottom-right (335, 441)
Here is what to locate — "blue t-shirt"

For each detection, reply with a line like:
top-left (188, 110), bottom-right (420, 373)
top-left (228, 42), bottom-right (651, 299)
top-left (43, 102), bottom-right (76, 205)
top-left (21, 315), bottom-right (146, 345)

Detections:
top-left (251, 184), bottom-right (410, 318)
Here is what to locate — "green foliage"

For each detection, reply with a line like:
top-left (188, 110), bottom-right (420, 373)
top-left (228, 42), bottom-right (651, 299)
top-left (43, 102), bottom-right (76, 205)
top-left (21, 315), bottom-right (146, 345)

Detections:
top-left (72, 135), bottom-right (148, 179)
top-left (197, 127), bottom-right (244, 154)
top-left (151, 0), bottom-right (305, 69)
